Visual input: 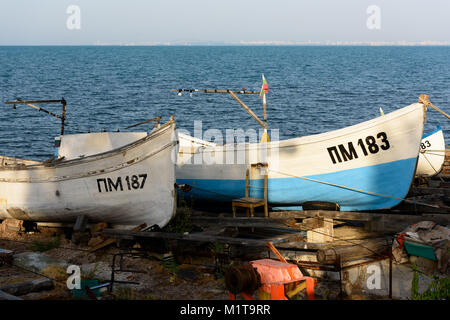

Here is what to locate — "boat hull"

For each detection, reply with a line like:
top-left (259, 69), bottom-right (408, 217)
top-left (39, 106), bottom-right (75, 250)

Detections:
top-left (176, 103), bottom-right (426, 211)
top-left (0, 121), bottom-right (178, 227)
top-left (416, 125), bottom-right (445, 177)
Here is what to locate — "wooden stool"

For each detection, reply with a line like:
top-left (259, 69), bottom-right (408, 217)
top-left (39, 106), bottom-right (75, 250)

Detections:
top-left (232, 164), bottom-right (268, 218)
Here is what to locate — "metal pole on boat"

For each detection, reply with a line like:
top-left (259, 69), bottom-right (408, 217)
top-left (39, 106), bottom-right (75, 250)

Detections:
top-left (4, 98), bottom-right (67, 136)
top-left (61, 98), bottom-right (66, 136)
top-left (171, 88), bottom-right (267, 130)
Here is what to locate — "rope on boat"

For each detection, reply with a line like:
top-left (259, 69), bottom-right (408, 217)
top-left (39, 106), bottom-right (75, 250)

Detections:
top-left (421, 152), bottom-right (445, 182)
top-left (420, 151), bottom-right (446, 157)
top-left (268, 168), bottom-right (440, 209)
top-left (419, 94), bottom-right (450, 119)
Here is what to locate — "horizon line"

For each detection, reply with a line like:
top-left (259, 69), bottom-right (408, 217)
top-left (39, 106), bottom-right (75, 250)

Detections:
top-left (1, 40), bottom-right (450, 47)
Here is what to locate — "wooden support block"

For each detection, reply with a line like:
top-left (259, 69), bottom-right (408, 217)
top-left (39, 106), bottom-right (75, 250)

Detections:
top-left (0, 219), bottom-right (24, 233)
top-left (90, 222), bottom-right (108, 234)
top-left (307, 218), bottom-right (334, 243)
top-left (72, 215), bottom-right (90, 245)
top-left (73, 215), bottom-right (88, 232)
top-left (302, 217), bottom-right (324, 229)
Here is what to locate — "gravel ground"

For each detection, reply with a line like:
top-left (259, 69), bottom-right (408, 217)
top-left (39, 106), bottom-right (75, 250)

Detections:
top-left (0, 227), bottom-right (229, 300)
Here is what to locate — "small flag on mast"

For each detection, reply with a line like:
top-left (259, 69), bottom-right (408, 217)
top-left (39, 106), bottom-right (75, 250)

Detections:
top-left (260, 74), bottom-right (270, 143)
top-left (260, 74), bottom-right (269, 98)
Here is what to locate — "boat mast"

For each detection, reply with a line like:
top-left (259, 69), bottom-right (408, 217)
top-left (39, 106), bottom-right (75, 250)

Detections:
top-left (5, 98), bottom-right (67, 135)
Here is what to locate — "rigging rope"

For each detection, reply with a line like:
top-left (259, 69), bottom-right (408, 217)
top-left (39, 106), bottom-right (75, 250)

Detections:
top-left (268, 168), bottom-right (440, 209)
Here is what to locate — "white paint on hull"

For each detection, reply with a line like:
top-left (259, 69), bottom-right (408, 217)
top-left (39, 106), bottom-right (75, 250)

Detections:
top-left (416, 127), bottom-right (445, 177)
top-left (0, 121), bottom-right (178, 227)
top-left (177, 103), bottom-right (426, 181)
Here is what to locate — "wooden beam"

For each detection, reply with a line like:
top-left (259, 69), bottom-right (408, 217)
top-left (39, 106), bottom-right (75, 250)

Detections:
top-left (228, 91), bottom-right (267, 129)
top-left (409, 187), bottom-right (450, 197)
top-left (316, 238), bottom-right (390, 264)
top-left (270, 210), bottom-right (450, 225)
top-left (5, 99), bottom-right (65, 104)
top-left (190, 216), bottom-right (295, 228)
top-left (276, 241), bottom-right (330, 251)
top-left (89, 223), bottom-right (146, 252)
top-left (267, 242), bottom-right (288, 263)
top-left (5, 99), bottom-right (67, 135)
top-left (102, 228), bottom-right (297, 247)
top-left (171, 89), bottom-right (259, 94)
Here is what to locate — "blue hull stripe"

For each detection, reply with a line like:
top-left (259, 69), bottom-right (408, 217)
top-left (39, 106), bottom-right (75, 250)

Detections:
top-left (422, 125), bottom-right (441, 139)
top-left (177, 157), bottom-right (417, 211)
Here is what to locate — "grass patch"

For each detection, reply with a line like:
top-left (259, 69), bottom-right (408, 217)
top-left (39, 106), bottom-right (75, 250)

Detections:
top-left (163, 200), bottom-right (192, 234)
top-left (411, 263), bottom-right (450, 300)
top-left (30, 238), bottom-right (60, 252)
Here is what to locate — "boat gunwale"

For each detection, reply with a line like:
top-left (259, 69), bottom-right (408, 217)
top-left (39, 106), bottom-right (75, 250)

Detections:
top-left (180, 103), bottom-right (426, 153)
top-left (0, 119), bottom-right (176, 171)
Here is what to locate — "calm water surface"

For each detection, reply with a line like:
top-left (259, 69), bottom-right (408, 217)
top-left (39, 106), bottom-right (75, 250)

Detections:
top-left (0, 46), bottom-right (449, 161)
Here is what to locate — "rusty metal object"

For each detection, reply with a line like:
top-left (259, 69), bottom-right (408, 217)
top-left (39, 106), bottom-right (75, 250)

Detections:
top-left (225, 264), bottom-right (261, 295)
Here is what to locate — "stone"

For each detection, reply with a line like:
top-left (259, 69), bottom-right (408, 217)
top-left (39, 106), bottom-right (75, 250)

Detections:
top-left (0, 248), bottom-right (14, 266)
top-left (13, 252), bottom-right (69, 280)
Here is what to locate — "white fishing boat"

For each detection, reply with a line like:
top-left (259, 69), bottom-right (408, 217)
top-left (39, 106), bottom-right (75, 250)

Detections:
top-left (416, 125), bottom-right (445, 177)
top-left (0, 100), bottom-right (178, 227)
top-left (176, 99), bottom-right (428, 211)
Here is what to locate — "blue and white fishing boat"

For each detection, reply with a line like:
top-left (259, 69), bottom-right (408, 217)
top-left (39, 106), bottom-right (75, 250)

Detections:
top-left (176, 101), bottom-right (427, 211)
top-left (416, 125), bottom-right (445, 177)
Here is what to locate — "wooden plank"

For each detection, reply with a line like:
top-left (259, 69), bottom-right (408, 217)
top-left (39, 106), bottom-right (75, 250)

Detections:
top-left (102, 229), bottom-right (296, 247)
top-left (190, 216), bottom-right (293, 228)
top-left (171, 88), bottom-right (260, 95)
top-left (276, 241), bottom-right (330, 251)
top-left (228, 91), bottom-right (267, 129)
top-left (392, 202), bottom-right (450, 214)
top-left (316, 238), bottom-right (390, 264)
top-left (270, 210), bottom-right (450, 226)
top-left (89, 223), bottom-right (146, 252)
top-left (301, 217), bottom-right (324, 229)
top-left (270, 210), bottom-right (373, 221)
top-left (267, 242), bottom-right (288, 263)
top-left (409, 187), bottom-right (450, 197)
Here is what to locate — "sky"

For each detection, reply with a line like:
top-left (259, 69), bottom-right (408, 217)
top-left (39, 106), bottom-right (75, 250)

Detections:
top-left (0, 0), bottom-right (449, 45)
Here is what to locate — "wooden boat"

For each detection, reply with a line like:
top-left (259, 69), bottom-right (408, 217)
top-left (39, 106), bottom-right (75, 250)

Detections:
top-left (176, 102), bottom-right (426, 211)
top-left (416, 125), bottom-right (445, 177)
top-left (0, 118), bottom-right (178, 227)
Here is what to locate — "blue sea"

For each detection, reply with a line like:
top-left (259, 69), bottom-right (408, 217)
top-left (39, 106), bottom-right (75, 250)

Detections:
top-left (0, 46), bottom-right (449, 161)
